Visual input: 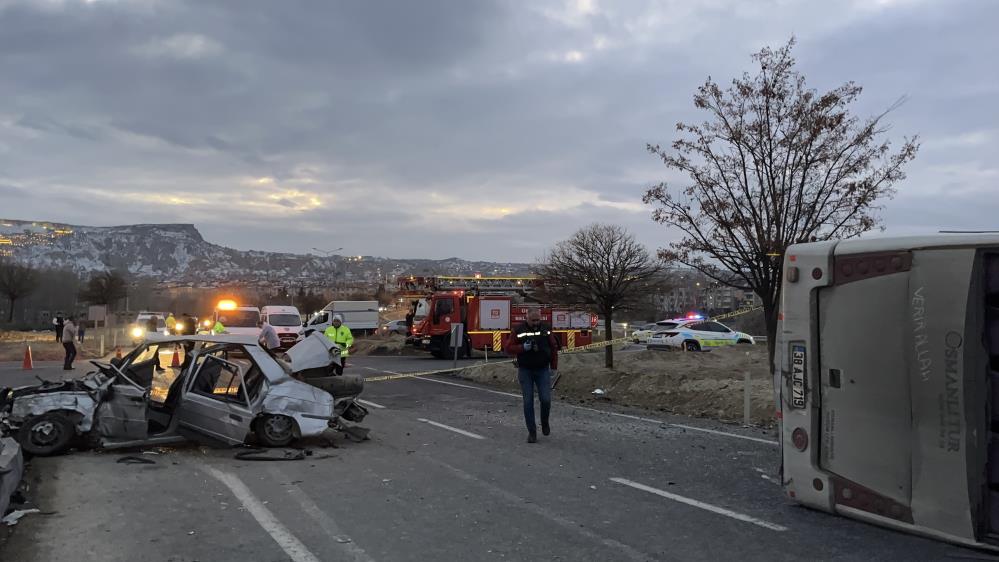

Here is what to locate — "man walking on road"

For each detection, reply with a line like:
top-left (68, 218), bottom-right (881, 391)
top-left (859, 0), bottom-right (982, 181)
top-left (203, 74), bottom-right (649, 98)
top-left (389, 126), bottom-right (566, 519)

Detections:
top-left (324, 314), bottom-right (353, 368)
top-left (504, 309), bottom-right (559, 443)
top-left (62, 316), bottom-right (78, 370)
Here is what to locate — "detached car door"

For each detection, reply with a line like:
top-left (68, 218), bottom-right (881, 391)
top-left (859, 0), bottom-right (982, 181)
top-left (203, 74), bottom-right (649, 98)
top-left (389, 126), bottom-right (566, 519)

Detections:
top-left (178, 354), bottom-right (254, 445)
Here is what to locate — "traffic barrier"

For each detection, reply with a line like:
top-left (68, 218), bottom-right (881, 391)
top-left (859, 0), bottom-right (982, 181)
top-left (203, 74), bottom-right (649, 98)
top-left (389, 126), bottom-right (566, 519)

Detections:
top-left (366, 336), bottom-right (634, 383)
top-left (22, 345), bottom-right (33, 370)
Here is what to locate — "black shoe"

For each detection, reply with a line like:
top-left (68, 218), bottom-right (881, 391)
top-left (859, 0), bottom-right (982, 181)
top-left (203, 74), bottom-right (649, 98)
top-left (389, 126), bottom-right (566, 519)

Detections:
top-left (527, 433), bottom-right (537, 443)
top-left (541, 422), bottom-right (550, 436)
top-left (156, 367), bottom-right (166, 372)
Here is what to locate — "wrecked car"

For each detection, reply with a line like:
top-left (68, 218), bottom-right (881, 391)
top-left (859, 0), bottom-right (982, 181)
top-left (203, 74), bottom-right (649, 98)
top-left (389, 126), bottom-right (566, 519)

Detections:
top-left (0, 333), bottom-right (368, 456)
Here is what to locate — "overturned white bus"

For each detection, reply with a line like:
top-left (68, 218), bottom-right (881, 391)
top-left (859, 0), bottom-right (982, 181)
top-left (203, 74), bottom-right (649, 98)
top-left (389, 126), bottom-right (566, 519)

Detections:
top-left (778, 234), bottom-right (999, 550)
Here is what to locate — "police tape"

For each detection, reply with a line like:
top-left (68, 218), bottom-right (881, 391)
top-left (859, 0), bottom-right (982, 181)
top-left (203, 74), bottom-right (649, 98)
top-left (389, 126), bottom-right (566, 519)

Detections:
top-left (710, 306), bottom-right (763, 321)
top-left (364, 336), bottom-right (634, 383)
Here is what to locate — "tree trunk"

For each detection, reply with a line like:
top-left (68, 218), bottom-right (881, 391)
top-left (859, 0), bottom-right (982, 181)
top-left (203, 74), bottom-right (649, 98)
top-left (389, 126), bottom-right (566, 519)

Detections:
top-left (604, 312), bottom-right (614, 369)
top-left (6, 297), bottom-right (14, 323)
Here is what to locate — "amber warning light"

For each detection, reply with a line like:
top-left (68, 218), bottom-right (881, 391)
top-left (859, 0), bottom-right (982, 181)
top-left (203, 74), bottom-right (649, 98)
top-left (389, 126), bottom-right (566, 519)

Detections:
top-left (217, 299), bottom-right (238, 311)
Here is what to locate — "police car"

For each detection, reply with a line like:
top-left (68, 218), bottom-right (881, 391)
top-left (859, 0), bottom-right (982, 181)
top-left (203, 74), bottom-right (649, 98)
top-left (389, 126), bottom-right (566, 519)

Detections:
top-left (646, 317), bottom-right (754, 351)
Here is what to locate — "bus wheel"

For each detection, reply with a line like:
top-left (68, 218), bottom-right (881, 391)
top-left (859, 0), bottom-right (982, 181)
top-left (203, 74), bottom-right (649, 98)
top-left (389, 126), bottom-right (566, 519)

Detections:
top-left (684, 340), bottom-right (701, 352)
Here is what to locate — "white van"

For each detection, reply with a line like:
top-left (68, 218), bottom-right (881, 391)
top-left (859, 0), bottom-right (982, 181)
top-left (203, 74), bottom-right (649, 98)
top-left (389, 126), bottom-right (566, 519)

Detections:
top-left (261, 305), bottom-right (304, 349)
top-left (305, 301), bottom-right (379, 336)
top-left (214, 305), bottom-right (261, 337)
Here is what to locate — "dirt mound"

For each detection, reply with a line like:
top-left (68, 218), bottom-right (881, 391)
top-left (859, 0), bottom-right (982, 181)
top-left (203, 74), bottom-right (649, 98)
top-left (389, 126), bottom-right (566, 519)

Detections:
top-left (352, 333), bottom-right (422, 356)
top-left (455, 345), bottom-right (776, 426)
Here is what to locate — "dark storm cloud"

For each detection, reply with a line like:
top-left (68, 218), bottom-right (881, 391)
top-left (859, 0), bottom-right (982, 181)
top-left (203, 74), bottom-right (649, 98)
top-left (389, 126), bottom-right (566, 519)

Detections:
top-left (0, 0), bottom-right (996, 262)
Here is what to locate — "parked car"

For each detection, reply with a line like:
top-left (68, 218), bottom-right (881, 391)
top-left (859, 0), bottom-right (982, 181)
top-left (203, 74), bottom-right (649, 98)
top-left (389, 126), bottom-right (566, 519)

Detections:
top-left (0, 333), bottom-right (368, 456)
top-left (647, 319), bottom-right (754, 351)
top-left (630, 323), bottom-right (658, 343)
top-left (381, 319), bottom-right (409, 335)
top-left (130, 311), bottom-right (170, 343)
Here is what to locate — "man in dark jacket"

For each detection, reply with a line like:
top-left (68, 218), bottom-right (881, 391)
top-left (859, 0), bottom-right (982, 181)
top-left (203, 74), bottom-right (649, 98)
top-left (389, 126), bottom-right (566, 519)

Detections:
top-left (504, 309), bottom-right (560, 443)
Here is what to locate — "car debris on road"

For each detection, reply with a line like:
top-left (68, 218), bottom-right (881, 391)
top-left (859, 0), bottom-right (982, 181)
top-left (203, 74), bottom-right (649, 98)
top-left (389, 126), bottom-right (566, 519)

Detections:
top-left (0, 436), bottom-right (24, 518)
top-left (0, 333), bottom-right (370, 456)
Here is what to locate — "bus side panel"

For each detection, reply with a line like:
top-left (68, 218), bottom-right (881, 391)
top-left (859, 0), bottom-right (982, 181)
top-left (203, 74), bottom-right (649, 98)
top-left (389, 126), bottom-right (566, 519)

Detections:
top-left (818, 273), bottom-right (911, 505)
top-left (908, 249), bottom-right (977, 539)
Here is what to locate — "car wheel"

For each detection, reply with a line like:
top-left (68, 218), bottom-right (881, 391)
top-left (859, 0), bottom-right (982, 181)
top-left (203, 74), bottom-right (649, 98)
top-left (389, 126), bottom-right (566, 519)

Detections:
top-left (683, 340), bottom-right (701, 352)
top-left (255, 415), bottom-right (295, 447)
top-left (18, 412), bottom-right (75, 456)
top-left (737, 339), bottom-right (753, 345)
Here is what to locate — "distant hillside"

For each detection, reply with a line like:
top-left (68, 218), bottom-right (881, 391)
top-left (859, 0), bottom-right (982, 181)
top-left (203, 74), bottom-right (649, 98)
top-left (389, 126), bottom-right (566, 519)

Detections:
top-left (0, 219), bottom-right (533, 285)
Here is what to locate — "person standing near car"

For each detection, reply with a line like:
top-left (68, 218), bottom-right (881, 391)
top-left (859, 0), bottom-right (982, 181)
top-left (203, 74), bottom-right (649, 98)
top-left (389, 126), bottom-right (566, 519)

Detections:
top-left (259, 319), bottom-right (280, 351)
top-left (324, 314), bottom-right (354, 367)
top-left (53, 315), bottom-right (64, 342)
top-left (77, 320), bottom-right (86, 343)
top-left (504, 309), bottom-right (560, 443)
top-left (165, 313), bottom-right (177, 335)
top-left (62, 316), bottom-right (78, 370)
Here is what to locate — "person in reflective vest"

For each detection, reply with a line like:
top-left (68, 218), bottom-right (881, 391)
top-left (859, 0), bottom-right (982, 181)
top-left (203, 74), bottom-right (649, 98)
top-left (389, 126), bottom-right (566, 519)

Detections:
top-left (165, 313), bottom-right (177, 334)
top-left (504, 308), bottom-right (560, 443)
top-left (212, 316), bottom-right (226, 335)
top-left (324, 315), bottom-right (354, 367)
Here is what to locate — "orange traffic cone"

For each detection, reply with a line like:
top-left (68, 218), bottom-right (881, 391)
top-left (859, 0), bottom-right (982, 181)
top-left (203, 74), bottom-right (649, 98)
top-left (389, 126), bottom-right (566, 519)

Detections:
top-left (115, 347), bottom-right (122, 360)
top-left (22, 345), bottom-right (33, 370)
top-left (170, 347), bottom-right (180, 367)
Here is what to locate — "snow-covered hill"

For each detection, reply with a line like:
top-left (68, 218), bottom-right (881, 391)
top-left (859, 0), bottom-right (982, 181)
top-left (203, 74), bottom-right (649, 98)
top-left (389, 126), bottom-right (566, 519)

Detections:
top-left (0, 219), bottom-right (532, 284)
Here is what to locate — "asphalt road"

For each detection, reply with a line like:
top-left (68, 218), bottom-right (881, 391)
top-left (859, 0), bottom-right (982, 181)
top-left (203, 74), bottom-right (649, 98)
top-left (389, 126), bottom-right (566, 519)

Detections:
top-left (0, 356), bottom-right (974, 561)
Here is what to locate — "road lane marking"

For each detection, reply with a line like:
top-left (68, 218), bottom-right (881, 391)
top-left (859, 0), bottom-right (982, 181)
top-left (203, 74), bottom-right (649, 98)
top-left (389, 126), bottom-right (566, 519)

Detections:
top-left (416, 375), bottom-right (776, 445)
top-left (202, 466), bottom-right (321, 562)
top-left (417, 418), bottom-right (486, 440)
top-left (610, 477), bottom-right (788, 532)
top-left (426, 455), bottom-right (651, 561)
top-left (568, 405), bottom-right (778, 446)
top-left (418, 375), bottom-right (522, 398)
top-left (267, 467), bottom-right (374, 562)
top-left (361, 366), bottom-right (778, 446)
top-left (357, 398), bottom-right (386, 409)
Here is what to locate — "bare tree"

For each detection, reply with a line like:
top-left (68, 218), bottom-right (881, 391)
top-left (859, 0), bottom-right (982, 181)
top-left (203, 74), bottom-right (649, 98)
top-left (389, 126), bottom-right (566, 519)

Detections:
top-left (643, 38), bottom-right (919, 370)
top-left (538, 223), bottom-right (661, 368)
top-left (0, 259), bottom-right (39, 323)
top-left (78, 270), bottom-right (129, 310)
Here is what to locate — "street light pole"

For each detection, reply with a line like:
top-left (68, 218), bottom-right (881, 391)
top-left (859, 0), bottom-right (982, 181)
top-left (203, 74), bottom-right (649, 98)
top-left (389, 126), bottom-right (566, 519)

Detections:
top-left (312, 247), bottom-right (343, 296)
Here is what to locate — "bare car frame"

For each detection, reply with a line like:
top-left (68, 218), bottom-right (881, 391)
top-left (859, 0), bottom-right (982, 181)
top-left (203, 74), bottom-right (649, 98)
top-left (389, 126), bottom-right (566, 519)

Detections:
top-left (0, 333), bottom-right (368, 456)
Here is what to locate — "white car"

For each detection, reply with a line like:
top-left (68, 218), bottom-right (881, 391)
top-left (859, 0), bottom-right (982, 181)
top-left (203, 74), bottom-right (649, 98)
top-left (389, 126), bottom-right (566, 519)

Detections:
top-left (647, 319), bottom-right (754, 351)
top-left (630, 323), bottom-right (659, 343)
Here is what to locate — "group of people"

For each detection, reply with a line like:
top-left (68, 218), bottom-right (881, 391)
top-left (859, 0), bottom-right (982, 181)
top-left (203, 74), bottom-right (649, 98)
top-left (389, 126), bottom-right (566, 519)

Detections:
top-left (52, 315), bottom-right (85, 344)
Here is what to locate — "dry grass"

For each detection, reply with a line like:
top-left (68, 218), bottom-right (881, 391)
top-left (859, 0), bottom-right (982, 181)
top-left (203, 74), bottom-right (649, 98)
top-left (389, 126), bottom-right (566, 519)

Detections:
top-left (456, 344), bottom-right (776, 427)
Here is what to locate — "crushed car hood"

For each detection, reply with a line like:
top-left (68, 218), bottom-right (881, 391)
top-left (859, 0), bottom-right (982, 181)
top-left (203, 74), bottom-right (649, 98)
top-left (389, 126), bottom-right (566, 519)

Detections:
top-left (285, 333), bottom-right (341, 373)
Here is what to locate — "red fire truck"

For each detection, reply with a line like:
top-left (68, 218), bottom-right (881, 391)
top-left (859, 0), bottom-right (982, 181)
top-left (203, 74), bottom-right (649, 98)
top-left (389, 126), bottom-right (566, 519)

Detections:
top-left (408, 289), bottom-right (596, 358)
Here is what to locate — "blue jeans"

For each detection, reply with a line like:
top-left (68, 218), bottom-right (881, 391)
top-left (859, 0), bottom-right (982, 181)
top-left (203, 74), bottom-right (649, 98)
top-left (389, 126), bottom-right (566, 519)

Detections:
top-left (518, 367), bottom-right (551, 434)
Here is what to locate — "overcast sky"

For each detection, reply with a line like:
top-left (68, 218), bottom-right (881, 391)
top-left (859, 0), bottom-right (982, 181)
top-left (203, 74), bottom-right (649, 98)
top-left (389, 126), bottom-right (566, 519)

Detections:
top-left (1, 0), bottom-right (996, 262)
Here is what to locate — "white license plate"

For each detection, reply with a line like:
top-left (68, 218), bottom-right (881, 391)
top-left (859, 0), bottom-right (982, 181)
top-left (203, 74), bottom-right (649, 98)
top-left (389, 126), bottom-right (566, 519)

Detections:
top-left (422, 339), bottom-right (431, 346)
top-left (791, 346), bottom-right (806, 409)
